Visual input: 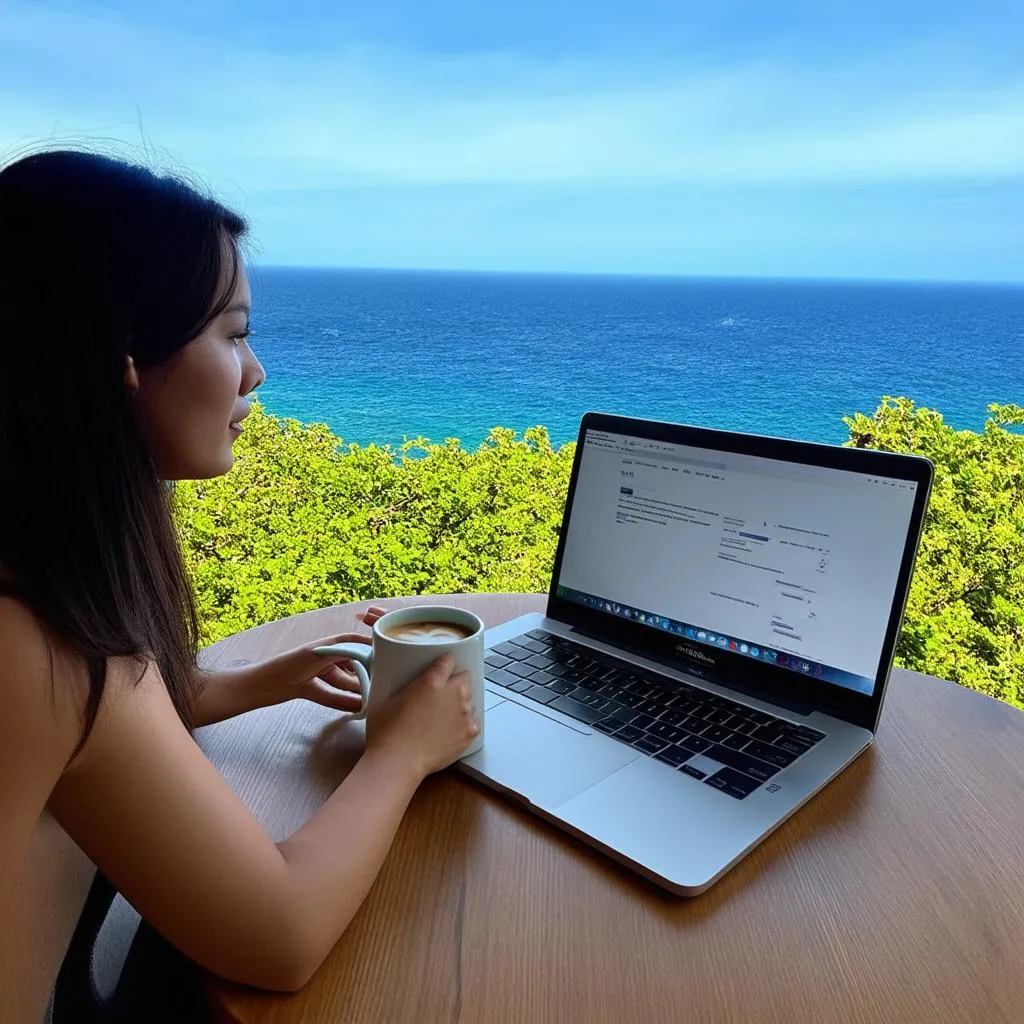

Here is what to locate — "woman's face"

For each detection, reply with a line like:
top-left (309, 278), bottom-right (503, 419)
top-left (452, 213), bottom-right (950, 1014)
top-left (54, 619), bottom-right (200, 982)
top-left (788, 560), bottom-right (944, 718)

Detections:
top-left (131, 257), bottom-right (264, 481)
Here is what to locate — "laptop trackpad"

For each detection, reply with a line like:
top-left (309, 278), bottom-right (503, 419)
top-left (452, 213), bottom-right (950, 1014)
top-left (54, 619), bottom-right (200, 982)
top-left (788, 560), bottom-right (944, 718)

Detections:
top-left (464, 700), bottom-right (638, 810)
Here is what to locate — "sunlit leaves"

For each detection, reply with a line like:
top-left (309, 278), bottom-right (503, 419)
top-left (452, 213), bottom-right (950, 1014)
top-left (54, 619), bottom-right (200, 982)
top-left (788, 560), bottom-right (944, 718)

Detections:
top-left (175, 399), bottom-right (1024, 710)
top-left (174, 405), bottom-right (573, 646)
top-left (846, 397), bottom-right (1024, 707)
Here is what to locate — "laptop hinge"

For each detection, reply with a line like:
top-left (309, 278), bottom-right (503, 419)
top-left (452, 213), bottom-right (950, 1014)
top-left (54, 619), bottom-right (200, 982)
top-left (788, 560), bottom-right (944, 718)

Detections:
top-left (568, 625), bottom-right (819, 718)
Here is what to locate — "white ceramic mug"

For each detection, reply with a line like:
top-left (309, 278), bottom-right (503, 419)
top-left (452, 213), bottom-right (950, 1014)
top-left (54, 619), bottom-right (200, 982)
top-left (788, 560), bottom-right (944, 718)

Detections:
top-left (313, 605), bottom-right (485, 757)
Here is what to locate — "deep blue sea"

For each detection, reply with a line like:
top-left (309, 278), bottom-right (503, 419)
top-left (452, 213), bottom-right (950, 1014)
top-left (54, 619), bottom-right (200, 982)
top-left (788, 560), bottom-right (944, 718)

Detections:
top-left (247, 268), bottom-right (1024, 450)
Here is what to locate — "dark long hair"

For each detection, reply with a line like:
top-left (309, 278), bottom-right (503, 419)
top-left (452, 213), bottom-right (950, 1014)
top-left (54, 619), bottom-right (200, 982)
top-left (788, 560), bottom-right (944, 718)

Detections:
top-left (0, 149), bottom-right (247, 755)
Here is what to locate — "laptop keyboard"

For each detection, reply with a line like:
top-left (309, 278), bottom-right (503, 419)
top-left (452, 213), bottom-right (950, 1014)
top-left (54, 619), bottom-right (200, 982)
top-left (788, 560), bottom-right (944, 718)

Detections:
top-left (485, 630), bottom-right (826, 800)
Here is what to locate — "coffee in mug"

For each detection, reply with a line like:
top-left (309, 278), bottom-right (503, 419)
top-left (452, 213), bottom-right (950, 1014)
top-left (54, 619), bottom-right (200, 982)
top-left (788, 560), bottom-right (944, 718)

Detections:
top-left (381, 620), bottom-right (474, 643)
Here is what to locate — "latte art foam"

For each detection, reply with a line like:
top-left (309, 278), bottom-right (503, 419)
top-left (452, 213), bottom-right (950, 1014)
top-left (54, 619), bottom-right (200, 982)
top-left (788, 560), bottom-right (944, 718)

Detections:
top-left (381, 620), bottom-right (474, 643)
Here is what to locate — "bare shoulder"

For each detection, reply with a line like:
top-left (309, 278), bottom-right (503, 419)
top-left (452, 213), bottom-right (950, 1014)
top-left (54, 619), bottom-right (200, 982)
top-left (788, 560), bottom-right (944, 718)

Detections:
top-left (0, 596), bottom-right (84, 765)
top-left (0, 596), bottom-right (155, 763)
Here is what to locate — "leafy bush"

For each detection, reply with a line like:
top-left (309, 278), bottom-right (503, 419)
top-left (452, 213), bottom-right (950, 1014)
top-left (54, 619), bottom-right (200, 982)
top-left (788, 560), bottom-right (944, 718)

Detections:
top-left (846, 398), bottom-right (1024, 708)
top-left (175, 399), bottom-right (1024, 709)
top-left (174, 405), bottom-right (573, 643)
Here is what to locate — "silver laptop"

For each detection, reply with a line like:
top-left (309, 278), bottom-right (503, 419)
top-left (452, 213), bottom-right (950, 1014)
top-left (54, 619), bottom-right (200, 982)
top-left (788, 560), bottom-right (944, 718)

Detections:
top-left (458, 412), bottom-right (933, 894)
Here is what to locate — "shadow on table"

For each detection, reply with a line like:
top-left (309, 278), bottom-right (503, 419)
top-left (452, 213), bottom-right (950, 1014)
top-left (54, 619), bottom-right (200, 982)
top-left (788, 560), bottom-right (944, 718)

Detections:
top-left (458, 744), bottom-right (880, 924)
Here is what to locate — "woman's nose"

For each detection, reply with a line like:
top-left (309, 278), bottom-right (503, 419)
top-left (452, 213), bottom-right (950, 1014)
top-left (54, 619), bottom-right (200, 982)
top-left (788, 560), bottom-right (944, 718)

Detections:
top-left (242, 344), bottom-right (266, 396)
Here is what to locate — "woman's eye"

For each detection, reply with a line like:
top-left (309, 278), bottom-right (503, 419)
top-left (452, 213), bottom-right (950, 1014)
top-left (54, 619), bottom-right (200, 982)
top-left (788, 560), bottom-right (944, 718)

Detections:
top-left (230, 329), bottom-right (253, 346)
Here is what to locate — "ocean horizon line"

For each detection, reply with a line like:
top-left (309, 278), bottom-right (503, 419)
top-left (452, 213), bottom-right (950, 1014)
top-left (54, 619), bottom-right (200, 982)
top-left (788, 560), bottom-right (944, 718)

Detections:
top-left (248, 264), bottom-right (1024, 290)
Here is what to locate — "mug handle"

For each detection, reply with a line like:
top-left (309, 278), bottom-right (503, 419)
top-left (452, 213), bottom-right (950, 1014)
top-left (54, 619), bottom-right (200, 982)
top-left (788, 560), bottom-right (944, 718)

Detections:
top-left (313, 643), bottom-right (374, 721)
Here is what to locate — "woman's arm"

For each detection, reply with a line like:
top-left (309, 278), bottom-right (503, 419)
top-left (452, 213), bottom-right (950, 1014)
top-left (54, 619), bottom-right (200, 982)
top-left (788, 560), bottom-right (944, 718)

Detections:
top-left (1, 601), bottom-right (86, 1021)
top-left (192, 608), bottom-right (388, 726)
top-left (49, 652), bottom-right (476, 991)
top-left (191, 664), bottom-right (262, 725)
top-left (191, 639), bottom-right (364, 726)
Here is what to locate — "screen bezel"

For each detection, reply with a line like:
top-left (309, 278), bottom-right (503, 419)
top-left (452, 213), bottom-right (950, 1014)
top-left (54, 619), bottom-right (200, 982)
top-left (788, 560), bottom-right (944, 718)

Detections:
top-left (545, 412), bottom-right (934, 732)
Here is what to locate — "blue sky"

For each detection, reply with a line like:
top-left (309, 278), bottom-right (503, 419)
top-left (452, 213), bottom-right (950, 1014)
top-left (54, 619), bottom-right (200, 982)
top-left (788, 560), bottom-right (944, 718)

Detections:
top-left (2, 1), bottom-right (1022, 280)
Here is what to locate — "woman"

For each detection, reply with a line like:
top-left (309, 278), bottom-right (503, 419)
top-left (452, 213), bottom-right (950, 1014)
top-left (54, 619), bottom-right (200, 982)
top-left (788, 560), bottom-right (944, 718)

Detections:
top-left (0, 149), bottom-right (479, 1022)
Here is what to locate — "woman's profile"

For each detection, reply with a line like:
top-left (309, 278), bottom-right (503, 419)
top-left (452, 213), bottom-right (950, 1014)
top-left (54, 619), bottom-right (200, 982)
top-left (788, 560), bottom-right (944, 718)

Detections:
top-left (0, 148), bottom-right (479, 1023)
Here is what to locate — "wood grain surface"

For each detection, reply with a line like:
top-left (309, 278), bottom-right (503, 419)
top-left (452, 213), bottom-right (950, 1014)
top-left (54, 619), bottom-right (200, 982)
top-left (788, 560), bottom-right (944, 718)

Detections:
top-left (199, 594), bottom-right (1024, 1024)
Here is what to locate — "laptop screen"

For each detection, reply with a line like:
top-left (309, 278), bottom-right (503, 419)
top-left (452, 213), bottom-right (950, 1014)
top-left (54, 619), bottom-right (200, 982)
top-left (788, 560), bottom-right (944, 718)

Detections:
top-left (554, 428), bottom-right (920, 697)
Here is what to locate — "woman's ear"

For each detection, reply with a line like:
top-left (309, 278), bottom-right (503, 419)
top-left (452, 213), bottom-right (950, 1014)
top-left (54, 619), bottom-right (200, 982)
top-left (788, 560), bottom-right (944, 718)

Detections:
top-left (124, 354), bottom-right (140, 393)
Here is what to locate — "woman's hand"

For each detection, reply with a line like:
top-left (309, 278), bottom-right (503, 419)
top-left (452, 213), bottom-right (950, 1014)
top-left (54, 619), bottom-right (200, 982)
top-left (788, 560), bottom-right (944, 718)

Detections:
top-left (249, 633), bottom-right (370, 712)
top-left (365, 654), bottom-right (480, 779)
top-left (247, 602), bottom-right (389, 711)
top-left (193, 606), bottom-right (391, 726)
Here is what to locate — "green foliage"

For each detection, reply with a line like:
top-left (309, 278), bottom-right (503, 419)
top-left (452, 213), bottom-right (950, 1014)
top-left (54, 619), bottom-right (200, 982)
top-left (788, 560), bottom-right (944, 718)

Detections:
top-left (174, 405), bottom-right (574, 644)
top-left (175, 398), bottom-right (1024, 709)
top-left (846, 397), bottom-right (1024, 708)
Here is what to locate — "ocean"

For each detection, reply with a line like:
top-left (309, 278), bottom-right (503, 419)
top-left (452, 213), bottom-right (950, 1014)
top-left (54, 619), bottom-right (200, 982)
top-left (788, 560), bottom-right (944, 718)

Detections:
top-left (247, 268), bottom-right (1024, 450)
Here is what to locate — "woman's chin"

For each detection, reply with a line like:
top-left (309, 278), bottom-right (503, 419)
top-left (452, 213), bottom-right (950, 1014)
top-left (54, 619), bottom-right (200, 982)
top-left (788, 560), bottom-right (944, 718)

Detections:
top-left (213, 449), bottom-right (236, 477)
top-left (187, 449), bottom-right (235, 481)
top-left (155, 437), bottom-right (238, 482)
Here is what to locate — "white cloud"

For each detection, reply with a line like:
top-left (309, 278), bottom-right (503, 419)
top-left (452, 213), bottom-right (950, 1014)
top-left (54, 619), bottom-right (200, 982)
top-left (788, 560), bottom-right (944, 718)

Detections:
top-left (2, 2), bottom-right (1023, 193)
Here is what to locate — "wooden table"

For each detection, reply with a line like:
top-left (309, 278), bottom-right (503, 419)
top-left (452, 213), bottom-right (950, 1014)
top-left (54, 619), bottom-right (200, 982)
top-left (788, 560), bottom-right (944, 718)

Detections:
top-left (199, 593), bottom-right (1024, 1024)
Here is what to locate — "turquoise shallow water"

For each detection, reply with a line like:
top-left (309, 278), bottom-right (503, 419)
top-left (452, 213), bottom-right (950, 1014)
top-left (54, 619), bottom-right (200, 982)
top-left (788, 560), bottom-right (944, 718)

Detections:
top-left (247, 267), bottom-right (1024, 449)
